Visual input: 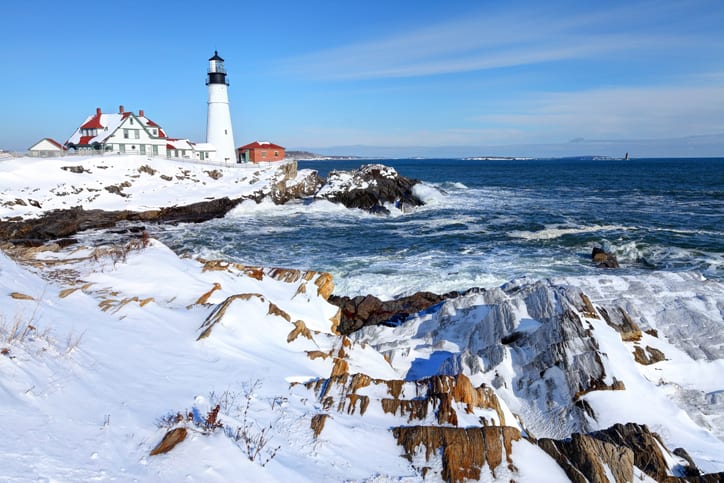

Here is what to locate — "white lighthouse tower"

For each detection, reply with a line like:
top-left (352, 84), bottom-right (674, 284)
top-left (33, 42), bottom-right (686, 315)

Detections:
top-left (206, 51), bottom-right (236, 163)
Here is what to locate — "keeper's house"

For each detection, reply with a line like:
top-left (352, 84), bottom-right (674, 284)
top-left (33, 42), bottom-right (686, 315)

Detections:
top-left (237, 141), bottom-right (285, 163)
top-left (28, 138), bottom-right (67, 157)
top-left (64, 106), bottom-right (169, 156)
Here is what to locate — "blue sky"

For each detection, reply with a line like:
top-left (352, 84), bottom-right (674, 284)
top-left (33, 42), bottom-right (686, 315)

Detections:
top-left (2, 0), bottom-right (723, 156)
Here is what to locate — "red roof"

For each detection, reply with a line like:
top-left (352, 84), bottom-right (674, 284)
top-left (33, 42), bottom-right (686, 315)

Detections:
top-left (80, 113), bottom-right (103, 129)
top-left (78, 135), bottom-right (95, 145)
top-left (238, 141), bottom-right (285, 150)
top-left (46, 138), bottom-right (66, 150)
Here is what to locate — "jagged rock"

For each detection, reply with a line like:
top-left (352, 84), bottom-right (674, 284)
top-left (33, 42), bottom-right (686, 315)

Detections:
top-left (599, 306), bottom-right (642, 341)
top-left (310, 414), bottom-right (329, 438)
top-left (537, 432), bottom-right (634, 483)
top-left (155, 197), bottom-right (242, 224)
top-left (0, 197), bottom-right (248, 244)
top-left (592, 246), bottom-right (619, 268)
top-left (61, 165), bottom-right (88, 174)
top-left (330, 288), bottom-right (482, 334)
top-left (330, 291), bottom-right (446, 334)
top-left (304, 373), bottom-right (506, 427)
top-left (316, 164), bottom-right (424, 214)
top-left (149, 427), bottom-right (187, 455)
top-left (393, 425), bottom-right (521, 482)
top-left (632, 345), bottom-right (667, 365)
top-left (588, 422), bottom-right (671, 481)
top-left (267, 162), bottom-right (323, 204)
top-left (353, 280), bottom-right (627, 438)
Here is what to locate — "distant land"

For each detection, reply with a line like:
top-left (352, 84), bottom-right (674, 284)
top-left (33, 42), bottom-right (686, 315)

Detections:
top-left (291, 133), bottom-right (724, 159)
top-left (285, 150), bottom-right (363, 161)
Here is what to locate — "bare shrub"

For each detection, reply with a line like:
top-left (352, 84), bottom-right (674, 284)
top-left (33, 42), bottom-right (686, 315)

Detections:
top-left (157, 380), bottom-right (282, 466)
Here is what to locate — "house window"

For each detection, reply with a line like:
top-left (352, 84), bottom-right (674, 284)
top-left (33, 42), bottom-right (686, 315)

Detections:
top-left (134, 130), bottom-right (140, 139)
top-left (152, 145), bottom-right (158, 155)
top-left (274, 151), bottom-right (279, 157)
top-left (130, 118), bottom-right (134, 125)
top-left (119, 144), bottom-right (125, 153)
top-left (124, 129), bottom-right (129, 139)
top-left (140, 145), bottom-right (146, 155)
top-left (152, 128), bottom-right (157, 136)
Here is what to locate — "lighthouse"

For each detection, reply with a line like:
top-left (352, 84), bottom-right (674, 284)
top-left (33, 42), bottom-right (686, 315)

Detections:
top-left (206, 51), bottom-right (236, 163)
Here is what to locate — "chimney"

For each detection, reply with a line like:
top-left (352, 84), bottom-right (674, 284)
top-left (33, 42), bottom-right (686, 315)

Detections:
top-left (119, 105), bottom-right (124, 114)
top-left (139, 109), bottom-right (144, 118)
top-left (96, 107), bottom-right (101, 116)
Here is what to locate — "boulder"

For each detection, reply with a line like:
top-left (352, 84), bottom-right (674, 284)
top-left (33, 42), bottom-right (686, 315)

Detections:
top-left (330, 291), bottom-right (447, 334)
top-left (317, 164), bottom-right (424, 214)
top-left (149, 427), bottom-right (187, 456)
top-left (537, 432), bottom-right (634, 483)
top-left (592, 246), bottom-right (619, 268)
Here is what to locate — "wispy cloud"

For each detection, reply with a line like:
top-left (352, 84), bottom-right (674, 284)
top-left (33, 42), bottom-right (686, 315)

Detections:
top-left (474, 82), bottom-right (724, 142)
top-left (278, 3), bottom-right (704, 80)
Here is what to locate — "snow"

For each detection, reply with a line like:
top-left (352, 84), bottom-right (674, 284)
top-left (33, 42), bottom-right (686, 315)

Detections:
top-left (1, 155), bottom-right (723, 481)
top-left (0, 155), bottom-right (281, 219)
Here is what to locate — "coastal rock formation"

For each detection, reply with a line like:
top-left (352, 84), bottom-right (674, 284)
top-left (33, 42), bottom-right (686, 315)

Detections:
top-left (0, 161), bottom-right (426, 245)
top-left (0, 198), bottom-right (243, 244)
top-left (592, 246), bottom-right (620, 268)
top-left (265, 161), bottom-right (323, 204)
top-left (393, 425), bottom-right (521, 482)
top-left (330, 288), bottom-right (483, 334)
top-left (537, 432), bottom-right (635, 483)
top-left (330, 291), bottom-right (447, 334)
top-left (351, 280), bottom-right (634, 438)
top-left (316, 164), bottom-right (424, 214)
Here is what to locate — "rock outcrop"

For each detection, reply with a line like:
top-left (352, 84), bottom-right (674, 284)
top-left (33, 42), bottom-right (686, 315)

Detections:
top-left (393, 425), bottom-right (520, 483)
top-left (592, 246), bottom-right (619, 268)
top-left (0, 161), bottom-right (426, 245)
top-left (330, 291), bottom-right (447, 334)
top-left (537, 432), bottom-right (635, 483)
top-left (316, 164), bottom-right (424, 214)
top-left (330, 287), bottom-right (483, 334)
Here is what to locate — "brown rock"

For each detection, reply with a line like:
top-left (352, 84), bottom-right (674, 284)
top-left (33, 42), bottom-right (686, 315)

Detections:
top-left (310, 414), bottom-right (329, 438)
top-left (150, 427), bottom-right (187, 455)
top-left (633, 345), bottom-right (667, 365)
top-left (393, 425), bottom-right (521, 482)
top-left (538, 432), bottom-right (634, 483)
top-left (588, 423), bottom-right (670, 481)
top-left (591, 246), bottom-right (620, 268)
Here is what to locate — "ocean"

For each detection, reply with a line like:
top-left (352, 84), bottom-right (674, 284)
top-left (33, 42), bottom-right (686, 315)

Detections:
top-left (155, 157), bottom-right (724, 299)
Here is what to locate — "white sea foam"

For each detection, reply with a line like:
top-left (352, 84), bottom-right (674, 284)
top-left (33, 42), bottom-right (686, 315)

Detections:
top-left (412, 182), bottom-right (447, 204)
top-left (509, 224), bottom-right (635, 240)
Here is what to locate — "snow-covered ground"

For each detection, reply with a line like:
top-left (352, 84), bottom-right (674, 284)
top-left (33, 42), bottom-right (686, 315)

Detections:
top-left (1, 155), bottom-right (723, 481)
top-left (0, 155), bottom-right (292, 219)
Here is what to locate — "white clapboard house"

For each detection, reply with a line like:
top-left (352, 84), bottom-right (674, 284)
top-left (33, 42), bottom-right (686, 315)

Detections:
top-left (63, 106), bottom-right (216, 161)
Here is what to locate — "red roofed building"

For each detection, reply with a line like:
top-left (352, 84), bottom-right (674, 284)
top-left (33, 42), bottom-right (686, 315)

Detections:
top-left (237, 141), bottom-right (285, 163)
top-left (65, 105), bottom-right (170, 156)
top-left (28, 138), bottom-right (67, 157)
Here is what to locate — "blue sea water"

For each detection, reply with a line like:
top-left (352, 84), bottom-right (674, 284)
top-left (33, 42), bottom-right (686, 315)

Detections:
top-left (156, 158), bottom-right (724, 299)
